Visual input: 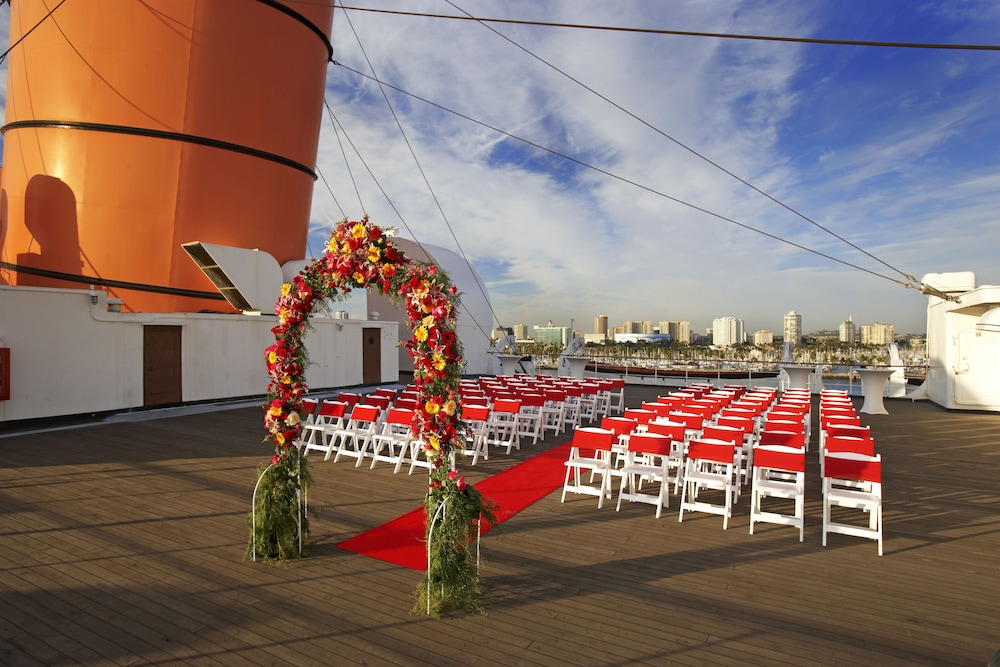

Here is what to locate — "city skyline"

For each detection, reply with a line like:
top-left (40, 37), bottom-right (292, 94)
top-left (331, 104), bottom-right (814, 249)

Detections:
top-left (505, 309), bottom-right (913, 340)
top-left (506, 311), bottom-right (926, 338)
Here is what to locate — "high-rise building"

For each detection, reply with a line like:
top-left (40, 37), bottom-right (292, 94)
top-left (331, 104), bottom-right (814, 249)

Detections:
top-left (784, 311), bottom-right (802, 343)
top-left (533, 325), bottom-right (569, 347)
top-left (659, 320), bottom-right (690, 344)
top-left (594, 315), bottom-right (608, 335)
top-left (861, 323), bottom-right (894, 345)
top-left (753, 330), bottom-right (773, 345)
top-left (712, 316), bottom-right (744, 347)
top-left (641, 320), bottom-right (654, 335)
top-left (622, 320), bottom-right (642, 334)
top-left (839, 316), bottom-right (857, 344)
top-left (491, 327), bottom-right (512, 342)
top-left (513, 323), bottom-right (529, 340)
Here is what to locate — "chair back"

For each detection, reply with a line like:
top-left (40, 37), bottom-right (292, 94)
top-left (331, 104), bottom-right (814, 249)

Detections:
top-left (600, 416), bottom-right (638, 436)
top-left (572, 427), bottom-right (616, 457)
top-left (337, 392), bottom-right (361, 407)
top-left (318, 400), bottom-right (348, 419)
top-left (626, 432), bottom-right (673, 457)
top-left (702, 424), bottom-right (743, 446)
top-left (686, 439), bottom-right (734, 465)
top-left (623, 408), bottom-right (656, 426)
top-left (363, 394), bottom-right (392, 410)
top-left (645, 420), bottom-right (686, 442)
top-left (716, 415), bottom-right (753, 434)
top-left (493, 398), bottom-right (522, 414)
top-left (825, 424), bottom-right (871, 443)
top-left (462, 404), bottom-right (490, 422)
top-left (348, 404), bottom-right (380, 424)
top-left (824, 453), bottom-right (882, 483)
top-left (759, 429), bottom-right (805, 449)
top-left (544, 389), bottom-right (566, 403)
top-left (394, 397), bottom-right (420, 411)
top-left (825, 435), bottom-right (875, 457)
top-left (384, 407), bottom-right (414, 427)
top-left (670, 411), bottom-right (704, 431)
top-left (374, 387), bottom-right (398, 401)
top-left (520, 393), bottom-right (545, 408)
top-left (753, 445), bottom-right (805, 473)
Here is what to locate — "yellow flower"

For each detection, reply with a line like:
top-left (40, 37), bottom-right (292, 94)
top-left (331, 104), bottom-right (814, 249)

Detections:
top-left (281, 283), bottom-right (292, 296)
top-left (268, 404), bottom-right (283, 418)
top-left (327, 237), bottom-right (339, 253)
top-left (353, 270), bottom-right (366, 284)
top-left (425, 400), bottom-right (440, 415)
top-left (268, 351), bottom-right (278, 364)
top-left (415, 326), bottom-right (428, 342)
top-left (367, 244), bottom-right (381, 262)
top-left (351, 223), bottom-right (366, 239)
top-left (422, 315), bottom-right (435, 327)
top-left (431, 353), bottom-right (446, 371)
top-left (427, 434), bottom-right (440, 451)
top-left (275, 431), bottom-right (286, 445)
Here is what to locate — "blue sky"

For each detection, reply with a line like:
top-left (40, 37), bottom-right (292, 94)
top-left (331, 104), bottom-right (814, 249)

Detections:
top-left (2, 1), bottom-right (998, 336)
top-left (312, 0), bottom-right (1000, 336)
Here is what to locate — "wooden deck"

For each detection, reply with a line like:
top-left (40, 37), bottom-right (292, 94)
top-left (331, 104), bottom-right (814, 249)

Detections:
top-left (2, 385), bottom-right (999, 666)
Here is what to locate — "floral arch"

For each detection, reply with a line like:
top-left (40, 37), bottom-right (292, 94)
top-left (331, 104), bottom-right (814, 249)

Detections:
top-left (250, 216), bottom-right (494, 616)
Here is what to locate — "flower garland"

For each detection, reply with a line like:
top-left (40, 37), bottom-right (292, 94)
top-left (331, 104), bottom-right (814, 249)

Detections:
top-left (249, 216), bottom-right (494, 616)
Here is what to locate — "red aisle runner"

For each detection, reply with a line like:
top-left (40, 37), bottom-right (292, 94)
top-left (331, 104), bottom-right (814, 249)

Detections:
top-left (336, 442), bottom-right (574, 570)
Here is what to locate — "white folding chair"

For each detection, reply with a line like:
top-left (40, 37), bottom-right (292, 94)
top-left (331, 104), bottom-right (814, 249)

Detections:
top-left (749, 445), bottom-right (806, 541)
top-left (517, 393), bottom-right (545, 445)
top-left (644, 420), bottom-right (687, 494)
top-left (541, 389), bottom-right (567, 437)
top-left (678, 439), bottom-right (735, 529)
top-left (301, 399), bottom-right (349, 460)
top-left (459, 404), bottom-right (491, 466)
top-left (616, 433), bottom-right (675, 517)
top-left (561, 428), bottom-right (616, 508)
top-left (823, 452), bottom-right (884, 555)
top-left (368, 407), bottom-right (414, 470)
top-left (486, 398), bottom-right (522, 454)
top-left (332, 404), bottom-right (382, 466)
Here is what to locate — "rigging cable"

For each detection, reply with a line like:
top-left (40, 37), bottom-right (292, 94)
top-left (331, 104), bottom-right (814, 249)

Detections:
top-left (0, 0), bottom-right (68, 65)
top-left (332, 62), bottom-right (913, 291)
top-left (337, 7), bottom-right (506, 337)
top-left (443, 0), bottom-right (922, 290)
top-left (321, 98), bottom-right (501, 341)
top-left (324, 98), bottom-right (365, 214)
top-left (332, 6), bottom-right (1000, 52)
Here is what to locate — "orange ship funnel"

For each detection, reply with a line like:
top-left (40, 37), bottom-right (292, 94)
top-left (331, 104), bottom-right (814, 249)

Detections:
top-left (0, 0), bottom-right (334, 312)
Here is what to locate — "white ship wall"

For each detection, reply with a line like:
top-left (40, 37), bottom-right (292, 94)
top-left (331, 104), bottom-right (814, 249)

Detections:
top-left (921, 272), bottom-right (1000, 411)
top-left (0, 285), bottom-right (398, 423)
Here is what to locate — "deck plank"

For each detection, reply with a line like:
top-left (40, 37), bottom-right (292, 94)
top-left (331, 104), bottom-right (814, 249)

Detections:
top-left (2, 386), bottom-right (999, 665)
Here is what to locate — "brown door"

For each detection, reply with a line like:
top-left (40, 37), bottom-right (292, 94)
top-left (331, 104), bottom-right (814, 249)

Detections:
top-left (144, 325), bottom-right (182, 406)
top-left (362, 328), bottom-right (381, 385)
